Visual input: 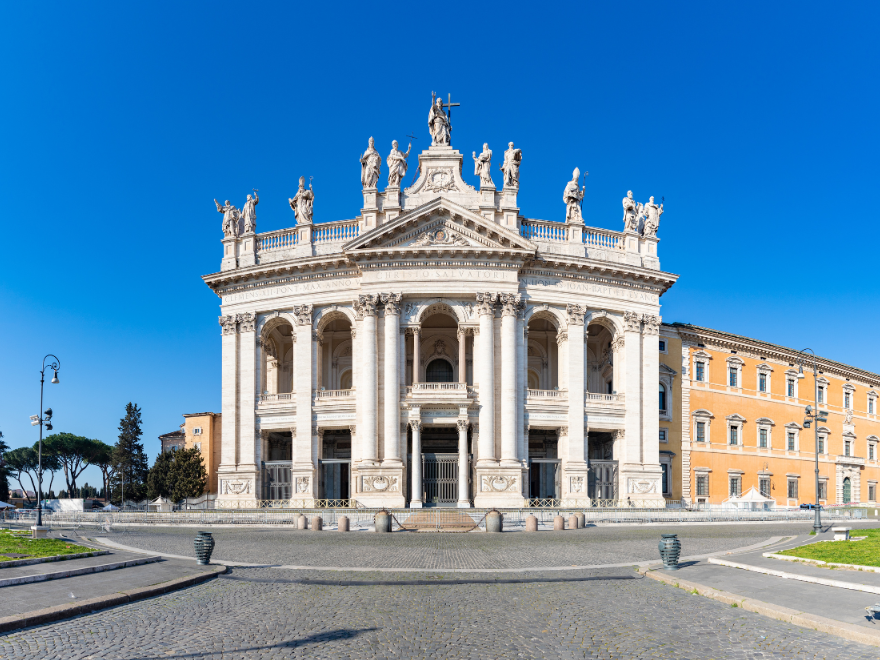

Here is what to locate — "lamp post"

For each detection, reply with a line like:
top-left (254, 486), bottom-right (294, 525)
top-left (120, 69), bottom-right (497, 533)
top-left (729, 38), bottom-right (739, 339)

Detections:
top-left (30, 355), bottom-right (60, 538)
top-left (796, 349), bottom-right (826, 533)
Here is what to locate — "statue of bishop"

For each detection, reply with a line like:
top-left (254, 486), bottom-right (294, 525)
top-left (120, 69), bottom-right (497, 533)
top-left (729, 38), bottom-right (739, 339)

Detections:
top-left (360, 137), bottom-right (381, 189)
top-left (386, 140), bottom-right (411, 187)
top-left (642, 196), bottom-right (663, 237)
top-left (563, 168), bottom-right (585, 222)
top-left (428, 93), bottom-right (451, 146)
top-left (215, 199), bottom-right (241, 237)
top-left (241, 189), bottom-right (259, 234)
top-left (500, 142), bottom-right (522, 188)
top-left (289, 177), bottom-right (314, 225)
top-left (472, 143), bottom-right (494, 187)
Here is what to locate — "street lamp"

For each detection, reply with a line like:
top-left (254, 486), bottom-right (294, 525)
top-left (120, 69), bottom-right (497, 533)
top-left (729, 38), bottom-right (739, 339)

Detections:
top-left (30, 354), bottom-right (60, 538)
top-left (796, 349), bottom-right (826, 533)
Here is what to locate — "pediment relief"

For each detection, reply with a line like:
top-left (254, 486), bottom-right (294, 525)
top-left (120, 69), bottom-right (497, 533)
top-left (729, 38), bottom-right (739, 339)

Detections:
top-left (343, 198), bottom-right (535, 254)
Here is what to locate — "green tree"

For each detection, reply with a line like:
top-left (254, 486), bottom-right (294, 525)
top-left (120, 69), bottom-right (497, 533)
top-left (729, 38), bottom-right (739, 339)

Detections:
top-left (88, 440), bottom-right (115, 502)
top-left (0, 432), bottom-right (9, 502)
top-left (168, 447), bottom-right (208, 502)
top-left (43, 433), bottom-right (95, 497)
top-left (111, 403), bottom-right (149, 503)
top-left (4, 446), bottom-right (61, 505)
top-left (146, 450), bottom-right (175, 499)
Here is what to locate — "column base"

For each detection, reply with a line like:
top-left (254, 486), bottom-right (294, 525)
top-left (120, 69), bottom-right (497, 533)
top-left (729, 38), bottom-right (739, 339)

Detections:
top-left (216, 470), bottom-right (263, 508)
top-left (409, 501), bottom-right (423, 509)
top-left (457, 501), bottom-right (472, 508)
top-left (619, 465), bottom-right (665, 506)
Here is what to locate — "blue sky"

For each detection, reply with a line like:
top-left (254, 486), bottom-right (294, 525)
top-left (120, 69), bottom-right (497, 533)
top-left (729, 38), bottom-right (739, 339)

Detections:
top-left (2, 2), bottom-right (878, 488)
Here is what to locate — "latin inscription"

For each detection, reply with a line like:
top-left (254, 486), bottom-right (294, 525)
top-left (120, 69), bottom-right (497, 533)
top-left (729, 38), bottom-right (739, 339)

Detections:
top-left (521, 277), bottom-right (657, 303)
top-left (223, 278), bottom-right (358, 304)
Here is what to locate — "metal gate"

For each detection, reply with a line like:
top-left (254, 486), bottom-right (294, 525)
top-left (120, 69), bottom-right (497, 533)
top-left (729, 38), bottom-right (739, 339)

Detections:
top-left (423, 453), bottom-right (458, 505)
top-left (262, 461), bottom-right (291, 500)
top-left (588, 460), bottom-right (618, 502)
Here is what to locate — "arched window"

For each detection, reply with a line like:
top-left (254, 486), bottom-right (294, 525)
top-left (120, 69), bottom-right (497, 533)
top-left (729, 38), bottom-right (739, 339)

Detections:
top-left (528, 370), bottom-right (541, 390)
top-left (426, 359), bottom-right (453, 383)
top-left (843, 477), bottom-right (852, 504)
top-left (339, 370), bottom-right (352, 390)
top-left (659, 383), bottom-right (667, 412)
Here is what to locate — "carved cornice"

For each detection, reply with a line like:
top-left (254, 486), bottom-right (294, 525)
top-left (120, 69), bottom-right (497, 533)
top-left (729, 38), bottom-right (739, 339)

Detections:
top-left (566, 304), bottom-right (587, 326)
top-left (381, 292), bottom-right (402, 316)
top-left (293, 304), bottom-right (313, 326)
top-left (475, 292), bottom-right (498, 316)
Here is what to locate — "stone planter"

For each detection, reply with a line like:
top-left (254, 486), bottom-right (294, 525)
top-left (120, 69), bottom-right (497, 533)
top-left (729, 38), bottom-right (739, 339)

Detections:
top-left (485, 509), bottom-right (503, 533)
top-left (658, 533), bottom-right (681, 570)
top-left (374, 510), bottom-right (392, 533)
top-left (194, 531), bottom-right (215, 565)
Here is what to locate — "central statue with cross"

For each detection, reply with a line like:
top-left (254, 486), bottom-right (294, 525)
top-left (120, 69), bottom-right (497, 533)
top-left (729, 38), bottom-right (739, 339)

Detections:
top-left (427, 91), bottom-right (458, 147)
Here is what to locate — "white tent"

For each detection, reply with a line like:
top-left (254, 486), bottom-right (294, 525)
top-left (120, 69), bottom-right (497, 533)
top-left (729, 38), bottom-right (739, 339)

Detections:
top-left (148, 496), bottom-right (174, 512)
top-left (0, 502), bottom-right (13, 509)
top-left (101, 503), bottom-right (120, 511)
top-left (723, 486), bottom-right (776, 510)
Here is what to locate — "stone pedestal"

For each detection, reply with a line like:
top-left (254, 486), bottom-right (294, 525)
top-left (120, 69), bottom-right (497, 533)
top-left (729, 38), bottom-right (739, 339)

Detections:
top-left (220, 236), bottom-right (238, 271)
top-left (294, 224), bottom-right (313, 258)
top-left (30, 525), bottom-right (48, 539)
top-left (238, 231), bottom-right (256, 268)
top-left (355, 465), bottom-right (406, 508)
top-left (473, 466), bottom-right (525, 508)
top-left (216, 469), bottom-right (262, 508)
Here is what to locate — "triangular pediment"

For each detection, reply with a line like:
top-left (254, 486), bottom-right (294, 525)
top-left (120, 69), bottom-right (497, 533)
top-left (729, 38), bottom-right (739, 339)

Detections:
top-left (343, 197), bottom-right (536, 255)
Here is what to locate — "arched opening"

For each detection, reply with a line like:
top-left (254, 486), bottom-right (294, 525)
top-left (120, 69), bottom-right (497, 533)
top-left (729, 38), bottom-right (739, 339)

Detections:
top-left (426, 359), bottom-right (454, 383)
top-left (586, 321), bottom-right (616, 394)
top-left (527, 316), bottom-right (558, 390)
top-left (262, 321), bottom-right (294, 396)
top-left (659, 383), bottom-right (667, 413)
top-left (321, 316), bottom-right (354, 390)
top-left (843, 477), bottom-right (852, 504)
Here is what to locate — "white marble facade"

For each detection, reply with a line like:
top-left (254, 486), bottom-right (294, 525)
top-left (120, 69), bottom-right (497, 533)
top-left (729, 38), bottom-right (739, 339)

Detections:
top-left (205, 100), bottom-right (677, 508)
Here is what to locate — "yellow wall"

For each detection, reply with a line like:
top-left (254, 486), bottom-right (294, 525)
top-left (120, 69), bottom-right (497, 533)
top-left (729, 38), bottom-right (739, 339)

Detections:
top-left (660, 329), bottom-right (683, 500)
top-left (669, 326), bottom-right (880, 505)
top-left (182, 413), bottom-right (222, 495)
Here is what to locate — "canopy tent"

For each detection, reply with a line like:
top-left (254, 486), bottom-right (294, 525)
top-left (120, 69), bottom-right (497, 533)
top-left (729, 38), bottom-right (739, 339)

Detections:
top-left (148, 496), bottom-right (174, 512)
top-left (723, 486), bottom-right (776, 510)
top-left (0, 502), bottom-right (13, 509)
top-left (101, 503), bottom-right (120, 511)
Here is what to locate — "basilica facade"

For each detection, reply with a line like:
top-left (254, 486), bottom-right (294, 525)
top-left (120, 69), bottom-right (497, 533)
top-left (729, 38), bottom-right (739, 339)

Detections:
top-left (204, 100), bottom-right (676, 508)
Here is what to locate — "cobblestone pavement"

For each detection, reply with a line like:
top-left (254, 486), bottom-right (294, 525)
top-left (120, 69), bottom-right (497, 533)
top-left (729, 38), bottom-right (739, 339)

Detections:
top-left (99, 522), bottom-right (834, 569)
top-left (2, 565), bottom-right (877, 659)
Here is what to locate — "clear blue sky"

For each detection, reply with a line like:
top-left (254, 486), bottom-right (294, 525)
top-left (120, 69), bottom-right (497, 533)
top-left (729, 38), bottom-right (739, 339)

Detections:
top-left (2, 2), bottom-right (878, 489)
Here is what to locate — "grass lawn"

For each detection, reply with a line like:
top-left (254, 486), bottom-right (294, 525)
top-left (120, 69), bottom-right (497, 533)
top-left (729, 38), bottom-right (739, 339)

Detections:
top-left (778, 527), bottom-right (880, 567)
top-left (0, 530), bottom-right (93, 562)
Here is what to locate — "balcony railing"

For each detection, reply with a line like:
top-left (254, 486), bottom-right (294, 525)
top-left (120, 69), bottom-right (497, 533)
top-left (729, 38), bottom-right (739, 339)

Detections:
top-left (586, 393), bottom-right (625, 405)
top-left (527, 389), bottom-right (567, 399)
top-left (313, 220), bottom-right (360, 244)
top-left (582, 227), bottom-right (623, 250)
top-left (315, 389), bottom-right (355, 401)
top-left (406, 383), bottom-right (471, 397)
top-left (258, 393), bottom-right (294, 404)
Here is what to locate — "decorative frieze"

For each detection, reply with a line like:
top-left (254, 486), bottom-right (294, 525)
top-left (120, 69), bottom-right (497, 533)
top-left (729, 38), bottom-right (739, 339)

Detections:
top-left (628, 477), bottom-right (658, 494)
top-left (570, 476), bottom-right (585, 493)
top-left (295, 476), bottom-right (310, 494)
top-left (362, 475), bottom-right (399, 492)
top-left (481, 475), bottom-right (518, 492)
top-left (221, 478), bottom-right (253, 495)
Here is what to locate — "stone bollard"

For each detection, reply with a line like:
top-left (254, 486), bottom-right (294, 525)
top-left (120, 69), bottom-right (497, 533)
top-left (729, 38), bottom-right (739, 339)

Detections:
top-left (297, 514), bottom-right (307, 530)
top-left (338, 516), bottom-right (350, 532)
top-left (485, 509), bottom-right (503, 533)
top-left (576, 513), bottom-right (585, 529)
top-left (525, 515), bottom-right (538, 532)
top-left (553, 515), bottom-right (565, 531)
top-left (374, 509), bottom-right (392, 533)
top-left (568, 514), bottom-right (578, 530)
top-left (311, 516), bottom-right (323, 531)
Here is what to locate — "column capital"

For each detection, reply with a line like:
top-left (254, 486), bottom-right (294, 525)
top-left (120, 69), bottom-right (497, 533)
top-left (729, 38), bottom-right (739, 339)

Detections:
top-left (219, 315), bottom-right (238, 335)
top-left (349, 424), bottom-right (356, 436)
top-left (641, 314), bottom-right (661, 335)
top-left (499, 293), bottom-right (523, 317)
top-left (293, 305), bottom-right (313, 326)
top-left (611, 336), bottom-right (625, 351)
top-left (565, 304), bottom-right (587, 326)
top-left (556, 426), bottom-right (569, 437)
top-left (350, 326), bottom-right (357, 339)
top-left (475, 292), bottom-right (498, 316)
top-left (312, 331), bottom-right (323, 344)
top-left (353, 294), bottom-right (379, 318)
top-left (457, 419), bottom-right (470, 432)
top-left (623, 310), bottom-right (641, 333)
top-left (409, 420), bottom-right (422, 432)
top-left (556, 331), bottom-right (569, 346)
top-left (381, 292), bottom-right (402, 316)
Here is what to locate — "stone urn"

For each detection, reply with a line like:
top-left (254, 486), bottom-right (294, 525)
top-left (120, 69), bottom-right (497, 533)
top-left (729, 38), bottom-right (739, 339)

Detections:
top-left (485, 509), bottom-right (503, 533)
top-left (374, 509), bottom-right (392, 533)
top-left (194, 531), bottom-right (215, 565)
top-left (658, 533), bottom-right (681, 570)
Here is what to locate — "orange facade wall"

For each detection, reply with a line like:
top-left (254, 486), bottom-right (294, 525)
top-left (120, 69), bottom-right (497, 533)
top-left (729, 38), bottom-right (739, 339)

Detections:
top-left (182, 413), bottom-right (221, 495)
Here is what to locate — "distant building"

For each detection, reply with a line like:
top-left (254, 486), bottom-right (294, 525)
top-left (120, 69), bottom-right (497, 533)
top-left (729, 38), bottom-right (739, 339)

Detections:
top-left (158, 413), bottom-right (222, 496)
top-left (159, 429), bottom-right (185, 453)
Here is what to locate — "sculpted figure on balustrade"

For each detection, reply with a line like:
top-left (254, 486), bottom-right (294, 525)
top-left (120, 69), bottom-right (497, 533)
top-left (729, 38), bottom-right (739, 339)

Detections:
top-left (500, 142), bottom-right (522, 188)
top-left (472, 143), bottom-right (494, 187)
top-left (289, 177), bottom-right (314, 225)
top-left (386, 140), bottom-right (412, 187)
top-left (215, 199), bottom-right (241, 237)
top-left (642, 196), bottom-right (663, 238)
top-left (563, 168), bottom-right (585, 222)
top-left (241, 189), bottom-right (259, 234)
top-left (360, 137), bottom-right (381, 189)
top-left (428, 93), bottom-right (451, 146)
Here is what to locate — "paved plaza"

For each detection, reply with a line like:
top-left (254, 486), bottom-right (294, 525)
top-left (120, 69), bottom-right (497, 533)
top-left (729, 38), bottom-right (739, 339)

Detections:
top-left (1, 522), bottom-right (880, 658)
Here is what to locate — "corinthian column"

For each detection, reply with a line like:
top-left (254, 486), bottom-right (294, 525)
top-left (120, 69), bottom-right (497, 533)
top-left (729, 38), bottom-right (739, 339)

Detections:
top-left (219, 315), bottom-right (239, 472)
top-left (457, 419), bottom-right (470, 506)
top-left (458, 328), bottom-right (467, 383)
top-left (382, 293), bottom-right (402, 466)
top-left (355, 295), bottom-right (379, 465)
top-left (293, 305), bottom-right (314, 471)
top-left (500, 294), bottom-right (521, 466)
top-left (566, 304), bottom-right (587, 465)
top-left (476, 293), bottom-right (497, 465)
top-left (410, 420), bottom-right (422, 507)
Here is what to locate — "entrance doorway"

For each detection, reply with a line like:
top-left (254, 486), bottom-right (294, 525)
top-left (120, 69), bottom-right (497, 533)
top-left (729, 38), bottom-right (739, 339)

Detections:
top-left (528, 430), bottom-right (560, 502)
top-left (416, 426), bottom-right (461, 506)
top-left (319, 429), bottom-right (351, 501)
top-left (843, 477), bottom-right (851, 504)
top-left (589, 461), bottom-right (618, 501)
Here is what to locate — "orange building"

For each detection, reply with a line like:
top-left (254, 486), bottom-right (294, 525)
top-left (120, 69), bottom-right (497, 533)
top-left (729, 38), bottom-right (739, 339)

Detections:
top-left (664, 324), bottom-right (880, 506)
top-left (158, 412), bottom-right (222, 496)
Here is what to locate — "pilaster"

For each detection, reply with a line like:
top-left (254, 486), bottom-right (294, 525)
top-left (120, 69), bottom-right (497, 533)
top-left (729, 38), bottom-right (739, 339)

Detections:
top-left (382, 293), bottom-right (403, 467)
top-left (354, 295), bottom-right (379, 465)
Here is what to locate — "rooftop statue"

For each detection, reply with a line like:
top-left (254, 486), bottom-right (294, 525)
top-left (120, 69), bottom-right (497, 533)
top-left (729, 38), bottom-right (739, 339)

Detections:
top-left (386, 140), bottom-right (412, 187)
top-left (472, 143), bottom-right (494, 187)
top-left (563, 168), bottom-right (585, 222)
top-left (215, 199), bottom-right (241, 237)
top-left (642, 196), bottom-right (663, 238)
top-left (622, 190), bottom-right (639, 233)
top-left (500, 142), bottom-right (522, 188)
top-left (360, 137), bottom-right (381, 189)
top-left (241, 189), bottom-right (259, 234)
top-left (288, 176), bottom-right (314, 225)
top-left (428, 92), bottom-right (451, 147)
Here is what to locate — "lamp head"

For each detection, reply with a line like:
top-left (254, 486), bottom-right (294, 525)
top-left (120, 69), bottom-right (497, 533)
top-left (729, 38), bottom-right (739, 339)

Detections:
top-left (51, 370), bottom-right (59, 384)
top-left (797, 365), bottom-right (805, 380)
top-left (44, 408), bottom-right (52, 420)
top-left (805, 405), bottom-right (812, 416)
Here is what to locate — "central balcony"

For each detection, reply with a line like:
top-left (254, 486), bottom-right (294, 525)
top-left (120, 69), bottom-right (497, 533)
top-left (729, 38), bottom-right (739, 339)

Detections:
top-left (405, 382), bottom-right (475, 403)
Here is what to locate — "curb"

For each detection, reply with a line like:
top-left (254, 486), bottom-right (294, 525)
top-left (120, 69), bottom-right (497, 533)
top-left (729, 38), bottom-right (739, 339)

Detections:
top-left (707, 557), bottom-right (880, 595)
top-left (640, 567), bottom-right (880, 648)
top-left (0, 564), bottom-right (226, 633)
top-left (764, 552), bottom-right (880, 574)
top-left (0, 550), bottom-right (109, 569)
top-left (0, 555), bottom-right (163, 588)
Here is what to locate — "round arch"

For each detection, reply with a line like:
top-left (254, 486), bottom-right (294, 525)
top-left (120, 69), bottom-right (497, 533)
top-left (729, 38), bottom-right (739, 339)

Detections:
top-left (524, 305), bottom-right (566, 330)
top-left (259, 313), bottom-right (295, 342)
top-left (585, 311), bottom-right (622, 338)
top-left (315, 306), bottom-right (356, 333)
top-left (425, 357), bottom-right (455, 383)
top-left (414, 300), bottom-right (464, 326)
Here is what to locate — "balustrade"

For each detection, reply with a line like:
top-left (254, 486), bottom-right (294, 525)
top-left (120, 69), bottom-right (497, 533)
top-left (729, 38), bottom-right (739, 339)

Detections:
top-left (257, 229), bottom-right (298, 252)
top-left (313, 221), bottom-right (360, 244)
top-left (258, 393), bottom-right (294, 404)
top-left (520, 220), bottom-right (567, 242)
top-left (585, 392), bottom-right (625, 404)
top-left (315, 389), bottom-right (355, 400)
top-left (582, 228), bottom-right (624, 250)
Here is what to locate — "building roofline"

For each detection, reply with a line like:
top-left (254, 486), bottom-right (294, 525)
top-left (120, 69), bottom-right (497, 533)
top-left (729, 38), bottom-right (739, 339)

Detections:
top-left (182, 412), bottom-right (220, 418)
top-left (666, 322), bottom-right (880, 386)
